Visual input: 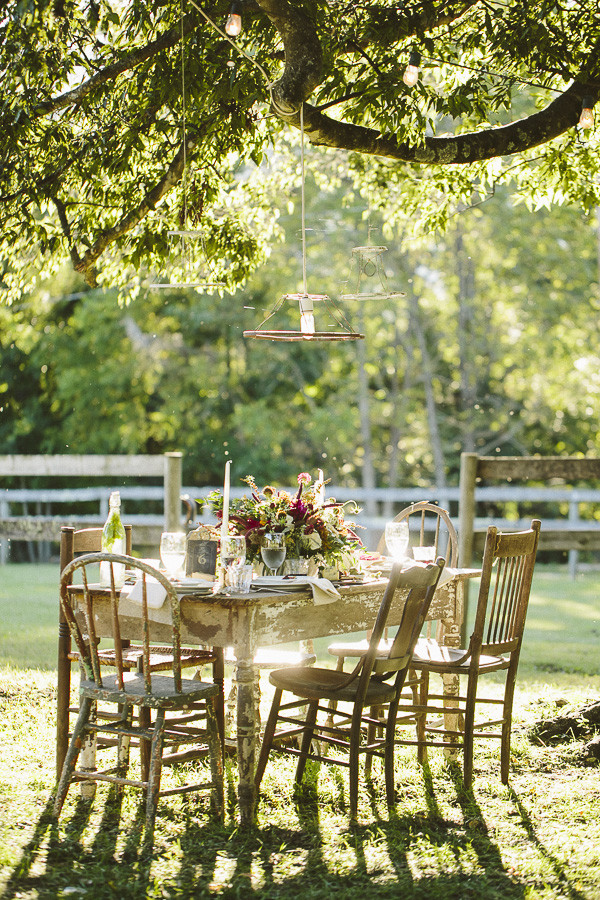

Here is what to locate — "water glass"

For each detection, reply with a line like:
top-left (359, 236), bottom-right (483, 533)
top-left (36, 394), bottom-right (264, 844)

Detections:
top-left (160, 531), bottom-right (187, 579)
top-left (385, 520), bottom-right (410, 562)
top-left (412, 546), bottom-right (436, 564)
top-left (261, 532), bottom-right (286, 575)
top-left (221, 535), bottom-right (246, 568)
top-left (231, 563), bottom-right (253, 593)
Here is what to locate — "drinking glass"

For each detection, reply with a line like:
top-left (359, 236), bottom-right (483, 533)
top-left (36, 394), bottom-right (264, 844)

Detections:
top-left (221, 535), bottom-right (246, 569)
top-left (160, 531), bottom-right (187, 579)
top-left (384, 520), bottom-right (410, 562)
top-left (221, 535), bottom-right (246, 592)
top-left (261, 532), bottom-right (286, 575)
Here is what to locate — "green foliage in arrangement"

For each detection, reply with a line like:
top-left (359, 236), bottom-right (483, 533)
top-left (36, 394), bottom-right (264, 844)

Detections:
top-left (1, 1), bottom-right (599, 300)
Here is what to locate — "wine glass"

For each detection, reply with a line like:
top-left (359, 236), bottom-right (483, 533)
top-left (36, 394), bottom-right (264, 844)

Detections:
top-left (384, 520), bottom-right (410, 562)
top-left (221, 535), bottom-right (246, 569)
top-left (261, 532), bottom-right (286, 576)
top-left (160, 531), bottom-right (187, 579)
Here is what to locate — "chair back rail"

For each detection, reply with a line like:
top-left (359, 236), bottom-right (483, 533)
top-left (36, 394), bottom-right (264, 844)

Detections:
top-left (376, 501), bottom-right (458, 566)
top-left (59, 552), bottom-right (183, 694)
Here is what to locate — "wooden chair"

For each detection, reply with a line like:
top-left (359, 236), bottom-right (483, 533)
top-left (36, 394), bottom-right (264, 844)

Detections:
top-left (254, 561), bottom-right (444, 819)
top-left (397, 519), bottom-right (541, 787)
top-left (327, 501), bottom-right (458, 687)
top-left (57, 526), bottom-right (224, 781)
top-left (53, 553), bottom-right (224, 831)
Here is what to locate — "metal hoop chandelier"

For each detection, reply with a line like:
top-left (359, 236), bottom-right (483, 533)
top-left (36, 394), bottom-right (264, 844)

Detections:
top-left (244, 105), bottom-right (363, 342)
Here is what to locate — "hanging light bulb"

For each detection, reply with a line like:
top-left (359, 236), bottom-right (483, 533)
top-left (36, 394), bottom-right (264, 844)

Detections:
top-left (579, 96), bottom-right (595, 129)
top-left (299, 294), bottom-right (315, 336)
top-left (225, 1), bottom-right (242, 37)
top-left (403, 50), bottom-right (421, 87)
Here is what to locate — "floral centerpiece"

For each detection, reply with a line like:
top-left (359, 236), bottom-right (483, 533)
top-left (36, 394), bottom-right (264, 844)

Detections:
top-left (205, 472), bottom-right (363, 575)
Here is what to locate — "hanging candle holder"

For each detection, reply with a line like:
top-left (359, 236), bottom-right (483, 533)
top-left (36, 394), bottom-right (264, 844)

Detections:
top-left (244, 104), bottom-right (364, 342)
top-left (149, 2), bottom-right (224, 292)
top-left (340, 226), bottom-right (405, 301)
top-left (243, 291), bottom-right (363, 341)
top-left (149, 229), bottom-right (225, 290)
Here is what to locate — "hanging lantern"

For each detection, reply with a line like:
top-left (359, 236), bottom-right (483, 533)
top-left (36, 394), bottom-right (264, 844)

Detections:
top-left (150, 5), bottom-right (224, 291)
top-left (340, 227), bottom-right (405, 301)
top-left (244, 104), bottom-right (364, 342)
top-left (243, 291), bottom-right (363, 341)
top-left (149, 229), bottom-right (224, 290)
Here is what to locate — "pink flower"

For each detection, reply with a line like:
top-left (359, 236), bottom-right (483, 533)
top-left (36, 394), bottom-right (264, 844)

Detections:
top-left (297, 472), bottom-right (312, 485)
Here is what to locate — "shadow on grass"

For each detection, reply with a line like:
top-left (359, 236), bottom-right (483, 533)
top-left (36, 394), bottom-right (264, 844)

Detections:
top-left (506, 784), bottom-right (588, 900)
top-left (2, 758), bottom-right (592, 900)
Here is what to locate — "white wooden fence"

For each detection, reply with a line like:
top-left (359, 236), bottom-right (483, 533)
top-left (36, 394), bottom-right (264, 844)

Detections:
top-left (2, 458), bottom-right (600, 575)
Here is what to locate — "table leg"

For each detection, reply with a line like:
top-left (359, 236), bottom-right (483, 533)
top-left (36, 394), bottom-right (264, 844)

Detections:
top-left (233, 609), bottom-right (259, 826)
top-left (441, 579), bottom-right (464, 759)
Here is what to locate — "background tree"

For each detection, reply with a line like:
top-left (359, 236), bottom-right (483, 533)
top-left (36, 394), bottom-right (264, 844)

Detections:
top-left (1, 0), bottom-right (599, 303)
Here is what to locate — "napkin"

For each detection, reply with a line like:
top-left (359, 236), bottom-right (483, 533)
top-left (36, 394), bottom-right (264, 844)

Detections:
top-left (122, 577), bottom-right (167, 609)
top-left (306, 576), bottom-right (340, 605)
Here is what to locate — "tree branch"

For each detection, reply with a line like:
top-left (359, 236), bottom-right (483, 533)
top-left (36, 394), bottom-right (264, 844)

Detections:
top-left (299, 80), bottom-right (599, 163)
top-left (254, 0), bottom-right (323, 114)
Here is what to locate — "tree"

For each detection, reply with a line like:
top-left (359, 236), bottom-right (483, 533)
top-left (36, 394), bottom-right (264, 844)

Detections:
top-left (1, 0), bottom-right (599, 303)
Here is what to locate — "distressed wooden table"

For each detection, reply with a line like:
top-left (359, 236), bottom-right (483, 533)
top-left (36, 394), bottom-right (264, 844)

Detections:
top-left (59, 570), bottom-right (478, 825)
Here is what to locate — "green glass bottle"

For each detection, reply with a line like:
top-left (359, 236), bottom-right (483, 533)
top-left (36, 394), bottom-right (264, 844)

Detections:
top-left (100, 490), bottom-right (126, 587)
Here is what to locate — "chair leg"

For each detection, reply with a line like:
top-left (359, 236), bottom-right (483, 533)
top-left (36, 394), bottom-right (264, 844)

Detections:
top-left (206, 698), bottom-right (224, 821)
top-left (54, 696), bottom-right (93, 818)
top-left (349, 705), bottom-right (365, 819)
top-left (139, 707), bottom-right (152, 782)
top-left (416, 670), bottom-right (430, 764)
top-left (212, 648), bottom-right (225, 758)
top-left (295, 700), bottom-right (318, 785)
top-left (326, 656), bottom-right (345, 724)
top-left (145, 708), bottom-right (166, 832)
top-left (255, 687), bottom-right (283, 792)
top-left (462, 671), bottom-right (479, 789)
top-left (384, 695), bottom-right (401, 809)
top-left (116, 705), bottom-right (133, 783)
top-left (500, 661), bottom-right (519, 783)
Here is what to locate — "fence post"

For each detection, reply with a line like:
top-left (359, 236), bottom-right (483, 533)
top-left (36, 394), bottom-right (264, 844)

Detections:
top-left (568, 499), bottom-right (579, 580)
top-left (0, 496), bottom-right (8, 564)
top-left (164, 452), bottom-right (183, 532)
top-left (458, 452), bottom-right (478, 568)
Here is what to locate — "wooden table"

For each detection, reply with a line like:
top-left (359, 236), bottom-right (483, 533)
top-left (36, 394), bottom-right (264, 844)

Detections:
top-left (58, 569), bottom-right (478, 825)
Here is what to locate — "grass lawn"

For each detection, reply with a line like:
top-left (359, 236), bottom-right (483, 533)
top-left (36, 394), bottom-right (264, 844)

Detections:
top-left (1, 562), bottom-right (599, 898)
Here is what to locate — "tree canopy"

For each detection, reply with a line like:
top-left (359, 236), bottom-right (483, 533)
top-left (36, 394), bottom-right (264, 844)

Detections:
top-left (1, 0), bottom-right (599, 303)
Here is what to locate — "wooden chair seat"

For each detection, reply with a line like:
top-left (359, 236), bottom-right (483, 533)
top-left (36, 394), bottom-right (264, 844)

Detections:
top-left (80, 671), bottom-right (221, 706)
top-left (269, 665), bottom-right (399, 705)
top-left (224, 646), bottom-right (316, 669)
top-left (410, 644), bottom-right (509, 672)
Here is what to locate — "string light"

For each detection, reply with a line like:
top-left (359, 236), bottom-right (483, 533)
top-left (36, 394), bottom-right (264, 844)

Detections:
top-left (580, 96), bottom-right (595, 129)
top-left (225, 1), bottom-right (242, 37)
top-left (403, 50), bottom-right (421, 87)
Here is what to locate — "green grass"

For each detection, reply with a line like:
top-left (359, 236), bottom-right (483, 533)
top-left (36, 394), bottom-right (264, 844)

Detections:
top-left (1, 562), bottom-right (600, 898)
